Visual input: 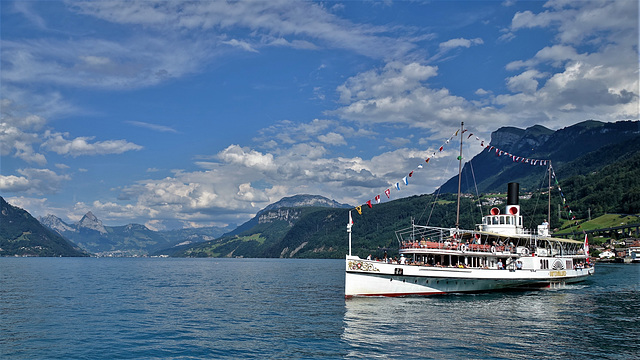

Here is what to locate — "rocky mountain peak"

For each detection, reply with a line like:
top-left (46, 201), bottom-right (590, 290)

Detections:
top-left (39, 214), bottom-right (76, 233)
top-left (490, 127), bottom-right (525, 149)
top-left (124, 223), bottom-right (150, 232)
top-left (261, 194), bottom-right (350, 213)
top-left (77, 211), bottom-right (107, 234)
top-left (490, 125), bottom-right (553, 152)
top-left (258, 208), bottom-right (301, 224)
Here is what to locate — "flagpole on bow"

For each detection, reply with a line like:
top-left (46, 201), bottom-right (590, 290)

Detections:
top-left (347, 210), bottom-right (353, 256)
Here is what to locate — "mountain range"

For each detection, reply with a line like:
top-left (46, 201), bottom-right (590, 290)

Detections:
top-left (33, 194), bottom-right (347, 257)
top-left (158, 194), bottom-right (351, 258)
top-left (39, 212), bottom-right (231, 256)
top-left (2, 119), bottom-right (638, 258)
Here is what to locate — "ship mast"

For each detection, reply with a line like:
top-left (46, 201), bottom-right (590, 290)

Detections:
top-left (548, 161), bottom-right (552, 228)
top-left (455, 121), bottom-right (464, 230)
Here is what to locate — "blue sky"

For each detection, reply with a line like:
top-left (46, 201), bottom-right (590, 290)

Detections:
top-left (2, 0), bottom-right (638, 230)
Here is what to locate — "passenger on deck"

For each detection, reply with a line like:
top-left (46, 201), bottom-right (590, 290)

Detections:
top-left (497, 260), bottom-right (504, 270)
top-left (516, 261), bottom-right (522, 270)
top-left (367, 254), bottom-right (372, 260)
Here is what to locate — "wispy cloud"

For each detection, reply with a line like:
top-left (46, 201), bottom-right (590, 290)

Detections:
top-left (126, 121), bottom-right (179, 133)
top-left (69, 1), bottom-right (421, 60)
top-left (222, 39), bottom-right (259, 53)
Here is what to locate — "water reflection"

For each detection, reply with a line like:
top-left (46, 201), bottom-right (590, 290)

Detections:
top-left (343, 268), bottom-right (639, 360)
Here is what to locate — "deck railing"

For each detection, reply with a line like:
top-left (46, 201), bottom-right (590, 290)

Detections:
top-left (395, 225), bottom-right (585, 256)
top-left (399, 241), bottom-right (508, 254)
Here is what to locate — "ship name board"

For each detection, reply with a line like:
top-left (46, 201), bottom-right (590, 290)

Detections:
top-left (549, 270), bottom-right (566, 277)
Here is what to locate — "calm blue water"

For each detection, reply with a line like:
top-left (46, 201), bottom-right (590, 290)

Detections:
top-left (1, 258), bottom-right (638, 359)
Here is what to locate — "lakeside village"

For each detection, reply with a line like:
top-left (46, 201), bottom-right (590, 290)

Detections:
top-left (594, 238), bottom-right (640, 263)
top-left (478, 192), bottom-right (640, 264)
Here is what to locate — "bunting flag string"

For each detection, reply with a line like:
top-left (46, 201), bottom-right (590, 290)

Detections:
top-left (348, 123), bottom-right (579, 225)
top-left (550, 166), bottom-right (578, 222)
top-left (351, 127), bottom-right (463, 217)
top-left (466, 133), bottom-right (550, 167)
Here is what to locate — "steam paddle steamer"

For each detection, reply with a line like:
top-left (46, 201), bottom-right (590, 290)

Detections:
top-left (344, 123), bottom-right (594, 298)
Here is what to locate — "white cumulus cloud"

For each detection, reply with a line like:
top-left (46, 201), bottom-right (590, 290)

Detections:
top-left (42, 131), bottom-right (143, 156)
top-left (438, 37), bottom-right (484, 50)
top-left (218, 144), bottom-right (276, 171)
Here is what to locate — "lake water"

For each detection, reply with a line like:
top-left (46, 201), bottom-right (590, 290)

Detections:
top-left (1, 258), bottom-right (638, 359)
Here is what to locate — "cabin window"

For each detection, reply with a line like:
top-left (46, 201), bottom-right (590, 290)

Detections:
top-left (500, 216), bottom-right (505, 225)
top-left (518, 217), bottom-right (522, 226)
top-left (506, 217), bottom-right (511, 225)
top-left (492, 217), bottom-right (498, 225)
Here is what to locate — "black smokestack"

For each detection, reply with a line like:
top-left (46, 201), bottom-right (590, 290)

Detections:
top-left (507, 182), bottom-right (519, 205)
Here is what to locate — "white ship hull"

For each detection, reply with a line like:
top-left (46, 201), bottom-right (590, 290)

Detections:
top-left (345, 256), bottom-right (594, 298)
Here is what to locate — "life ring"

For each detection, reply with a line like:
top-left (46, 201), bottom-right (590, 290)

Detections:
top-left (490, 246), bottom-right (496, 253)
top-left (460, 244), bottom-right (468, 253)
top-left (520, 248), bottom-right (529, 256)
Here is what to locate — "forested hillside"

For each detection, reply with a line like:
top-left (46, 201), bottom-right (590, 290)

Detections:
top-left (560, 150), bottom-right (640, 217)
top-left (0, 197), bottom-right (89, 257)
